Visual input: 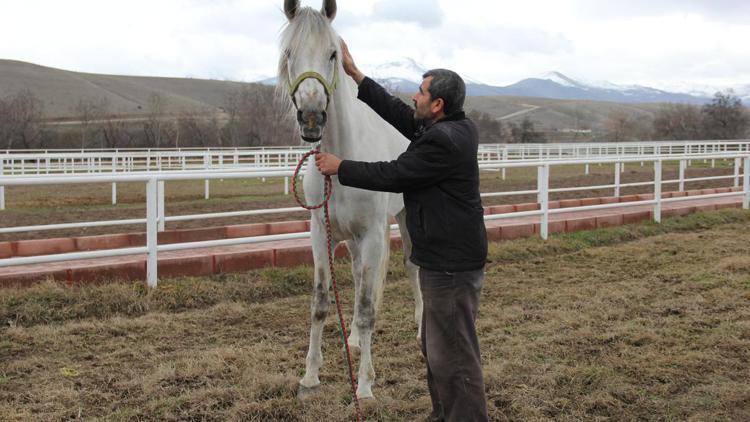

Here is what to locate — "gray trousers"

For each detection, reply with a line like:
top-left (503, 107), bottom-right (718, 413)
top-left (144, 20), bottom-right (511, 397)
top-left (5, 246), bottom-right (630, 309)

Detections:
top-left (420, 267), bottom-right (489, 422)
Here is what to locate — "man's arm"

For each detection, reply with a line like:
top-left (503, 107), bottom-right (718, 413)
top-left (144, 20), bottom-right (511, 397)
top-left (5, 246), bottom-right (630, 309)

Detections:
top-left (316, 137), bottom-right (457, 193)
top-left (341, 39), bottom-right (419, 140)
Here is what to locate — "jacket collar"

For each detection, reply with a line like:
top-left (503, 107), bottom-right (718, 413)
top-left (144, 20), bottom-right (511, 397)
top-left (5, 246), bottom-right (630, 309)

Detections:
top-left (414, 110), bottom-right (466, 138)
top-left (437, 110), bottom-right (466, 123)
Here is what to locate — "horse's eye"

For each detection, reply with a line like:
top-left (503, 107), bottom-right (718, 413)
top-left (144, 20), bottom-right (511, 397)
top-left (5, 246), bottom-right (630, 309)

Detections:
top-left (329, 51), bottom-right (337, 61)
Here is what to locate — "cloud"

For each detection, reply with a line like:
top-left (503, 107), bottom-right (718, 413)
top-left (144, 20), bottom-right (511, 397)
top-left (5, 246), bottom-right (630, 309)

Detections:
top-left (574, 0), bottom-right (750, 23)
top-left (371, 0), bottom-right (444, 28)
top-left (443, 25), bottom-right (572, 56)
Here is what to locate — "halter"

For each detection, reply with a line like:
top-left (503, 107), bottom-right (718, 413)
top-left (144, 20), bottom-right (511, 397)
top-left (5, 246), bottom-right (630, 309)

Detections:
top-left (287, 57), bottom-right (339, 110)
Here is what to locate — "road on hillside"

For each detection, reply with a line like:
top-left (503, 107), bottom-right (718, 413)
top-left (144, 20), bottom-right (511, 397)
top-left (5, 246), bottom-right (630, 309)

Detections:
top-left (499, 104), bottom-right (541, 120)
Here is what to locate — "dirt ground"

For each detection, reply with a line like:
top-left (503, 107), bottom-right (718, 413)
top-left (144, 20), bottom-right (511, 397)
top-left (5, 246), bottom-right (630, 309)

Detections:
top-left (0, 160), bottom-right (739, 241)
top-left (1, 209), bottom-right (749, 421)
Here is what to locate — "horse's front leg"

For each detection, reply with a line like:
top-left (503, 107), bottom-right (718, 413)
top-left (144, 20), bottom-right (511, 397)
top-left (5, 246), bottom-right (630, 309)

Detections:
top-left (298, 216), bottom-right (332, 399)
top-left (346, 239), bottom-right (363, 350)
top-left (351, 224), bottom-right (390, 400)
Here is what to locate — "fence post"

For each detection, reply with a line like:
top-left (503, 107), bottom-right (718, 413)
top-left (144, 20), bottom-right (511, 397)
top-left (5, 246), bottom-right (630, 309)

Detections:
top-left (501, 149), bottom-right (507, 180)
top-left (204, 153), bottom-right (210, 200)
top-left (654, 160), bottom-right (662, 223)
top-left (537, 166), bottom-right (544, 203)
top-left (111, 155), bottom-right (118, 205)
top-left (734, 158), bottom-right (741, 187)
top-left (744, 157), bottom-right (749, 210)
top-left (0, 159), bottom-right (4, 210)
top-left (679, 159), bottom-right (686, 192)
top-left (614, 162), bottom-right (621, 197)
top-left (158, 181), bottom-right (166, 232)
top-left (540, 164), bottom-right (549, 240)
top-left (146, 178), bottom-right (159, 288)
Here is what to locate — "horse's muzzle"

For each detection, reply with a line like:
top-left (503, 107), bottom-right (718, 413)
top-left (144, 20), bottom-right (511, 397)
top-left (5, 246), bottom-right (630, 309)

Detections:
top-left (297, 110), bottom-right (327, 143)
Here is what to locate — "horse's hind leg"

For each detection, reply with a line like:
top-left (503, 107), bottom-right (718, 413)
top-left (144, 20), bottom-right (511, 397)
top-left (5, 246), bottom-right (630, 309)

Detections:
top-left (347, 239), bottom-right (363, 350)
top-left (396, 209), bottom-right (422, 340)
top-left (298, 218), bottom-right (332, 398)
top-left (351, 225), bottom-right (389, 399)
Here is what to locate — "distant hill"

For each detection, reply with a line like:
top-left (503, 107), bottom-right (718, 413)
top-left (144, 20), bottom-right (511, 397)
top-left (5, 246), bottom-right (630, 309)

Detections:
top-left (0, 58), bottom-right (734, 137)
top-left (0, 59), bottom-right (251, 118)
top-left (357, 59), bottom-right (714, 104)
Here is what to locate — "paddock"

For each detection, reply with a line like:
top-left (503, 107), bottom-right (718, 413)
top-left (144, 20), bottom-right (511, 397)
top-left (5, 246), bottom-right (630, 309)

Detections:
top-left (1, 209), bottom-right (749, 420)
top-left (1, 143), bottom-right (749, 419)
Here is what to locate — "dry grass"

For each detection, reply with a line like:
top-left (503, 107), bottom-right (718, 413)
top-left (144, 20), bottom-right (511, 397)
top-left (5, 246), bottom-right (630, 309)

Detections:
top-left (2, 209), bottom-right (750, 421)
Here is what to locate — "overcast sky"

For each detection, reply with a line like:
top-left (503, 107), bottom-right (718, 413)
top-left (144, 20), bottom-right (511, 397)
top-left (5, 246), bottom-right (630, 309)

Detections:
top-left (1, 0), bottom-right (748, 91)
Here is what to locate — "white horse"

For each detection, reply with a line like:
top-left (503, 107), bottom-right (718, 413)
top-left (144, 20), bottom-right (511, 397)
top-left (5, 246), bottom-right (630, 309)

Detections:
top-left (279, 0), bottom-right (422, 400)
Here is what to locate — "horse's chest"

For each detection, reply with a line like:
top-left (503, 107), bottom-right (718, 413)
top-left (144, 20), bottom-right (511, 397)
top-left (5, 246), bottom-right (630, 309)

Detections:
top-left (315, 188), bottom-right (387, 240)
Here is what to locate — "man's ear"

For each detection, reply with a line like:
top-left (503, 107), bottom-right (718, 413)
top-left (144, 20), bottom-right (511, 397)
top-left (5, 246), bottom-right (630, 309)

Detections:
top-left (432, 97), bottom-right (445, 114)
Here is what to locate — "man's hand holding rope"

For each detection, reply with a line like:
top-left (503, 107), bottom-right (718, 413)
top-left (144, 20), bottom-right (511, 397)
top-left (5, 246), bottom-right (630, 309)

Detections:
top-left (315, 152), bottom-right (341, 176)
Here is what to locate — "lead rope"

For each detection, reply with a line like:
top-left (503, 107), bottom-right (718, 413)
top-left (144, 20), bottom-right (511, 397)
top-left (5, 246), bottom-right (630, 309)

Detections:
top-left (292, 148), bottom-right (363, 422)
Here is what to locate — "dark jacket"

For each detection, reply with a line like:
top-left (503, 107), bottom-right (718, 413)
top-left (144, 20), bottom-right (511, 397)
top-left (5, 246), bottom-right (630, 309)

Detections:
top-left (338, 77), bottom-right (487, 271)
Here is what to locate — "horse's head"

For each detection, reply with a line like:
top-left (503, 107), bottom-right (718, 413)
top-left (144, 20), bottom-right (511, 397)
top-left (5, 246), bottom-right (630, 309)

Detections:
top-left (279, 0), bottom-right (339, 143)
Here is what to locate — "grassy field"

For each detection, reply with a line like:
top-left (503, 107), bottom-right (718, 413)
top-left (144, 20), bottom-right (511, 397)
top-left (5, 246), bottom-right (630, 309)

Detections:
top-left (1, 209), bottom-right (749, 421)
top-left (0, 159), bottom-right (739, 241)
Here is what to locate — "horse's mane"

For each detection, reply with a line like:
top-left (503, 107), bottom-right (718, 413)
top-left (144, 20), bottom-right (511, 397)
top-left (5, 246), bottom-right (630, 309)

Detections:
top-left (277, 7), bottom-right (340, 100)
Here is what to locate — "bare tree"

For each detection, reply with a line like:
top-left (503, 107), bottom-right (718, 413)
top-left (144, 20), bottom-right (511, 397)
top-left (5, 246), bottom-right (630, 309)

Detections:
top-left (101, 119), bottom-right (136, 149)
top-left (0, 98), bottom-right (11, 149)
top-left (702, 91), bottom-right (749, 140)
top-left (72, 97), bottom-right (109, 149)
top-left (507, 117), bottom-right (544, 143)
top-left (468, 110), bottom-right (503, 143)
top-left (143, 92), bottom-right (168, 148)
top-left (178, 110), bottom-right (221, 147)
top-left (223, 84), bottom-right (296, 147)
top-left (652, 103), bottom-right (702, 140)
top-left (1, 89), bottom-right (44, 149)
top-left (603, 110), bottom-right (639, 142)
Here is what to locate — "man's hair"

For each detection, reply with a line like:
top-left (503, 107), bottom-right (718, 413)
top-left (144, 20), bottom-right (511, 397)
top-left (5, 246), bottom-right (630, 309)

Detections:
top-left (422, 69), bottom-right (466, 115)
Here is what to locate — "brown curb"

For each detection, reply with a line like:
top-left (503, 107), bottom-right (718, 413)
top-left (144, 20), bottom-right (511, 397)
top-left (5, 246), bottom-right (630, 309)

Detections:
top-left (0, 188), bottom-right (725, 260)
top-left (0, 190), bottom-right (745, 286)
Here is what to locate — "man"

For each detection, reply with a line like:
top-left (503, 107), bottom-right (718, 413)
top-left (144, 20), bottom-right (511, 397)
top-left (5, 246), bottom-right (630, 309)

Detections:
top-left (315, 39), bottom-right (489, 422)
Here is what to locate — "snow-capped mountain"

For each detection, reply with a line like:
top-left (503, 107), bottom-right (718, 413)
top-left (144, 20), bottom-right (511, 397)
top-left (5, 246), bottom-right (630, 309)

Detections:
top-left (366, 58), bottom-right (426, 84)
top-left (362, 58), bottom-right (508, 96)
top-left (256, 58), bottom-right (744, 104)
top-left (504, 72), bottom-right (710, 104)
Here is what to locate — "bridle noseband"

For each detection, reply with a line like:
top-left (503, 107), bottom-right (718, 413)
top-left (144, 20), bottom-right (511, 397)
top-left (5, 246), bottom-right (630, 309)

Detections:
top-left (287, 57), bottom-right (339, 111)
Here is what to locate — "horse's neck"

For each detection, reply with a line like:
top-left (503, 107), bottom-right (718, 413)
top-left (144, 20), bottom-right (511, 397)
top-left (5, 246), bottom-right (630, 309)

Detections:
top-left (320, 86), bottom-right (357, 158)
top-left (320, 78), bottom-right (408, 161)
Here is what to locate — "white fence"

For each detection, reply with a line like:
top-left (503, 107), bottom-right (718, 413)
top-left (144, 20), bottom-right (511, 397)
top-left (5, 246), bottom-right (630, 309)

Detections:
top-left (1, 152), bottom-right (748, 287)
top-left (3, 141), bottom-right (750, 175)
top-left (2, 141), bottom-right (750, 210)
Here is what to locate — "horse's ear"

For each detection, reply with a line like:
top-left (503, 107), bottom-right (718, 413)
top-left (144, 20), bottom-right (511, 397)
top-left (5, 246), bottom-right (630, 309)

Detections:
top-left (284, 0), bottom-right (300, 20)
top-left (321, 0), bottom-right (337, 21)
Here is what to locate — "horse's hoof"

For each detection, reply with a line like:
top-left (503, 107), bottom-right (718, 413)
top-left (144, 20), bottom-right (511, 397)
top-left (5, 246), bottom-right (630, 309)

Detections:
top-left (297, 383), bottom-right (321, 401)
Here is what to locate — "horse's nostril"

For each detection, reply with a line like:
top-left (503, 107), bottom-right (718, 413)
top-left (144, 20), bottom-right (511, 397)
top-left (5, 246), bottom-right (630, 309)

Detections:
top-left (297, 110), bottom-right (327, 130)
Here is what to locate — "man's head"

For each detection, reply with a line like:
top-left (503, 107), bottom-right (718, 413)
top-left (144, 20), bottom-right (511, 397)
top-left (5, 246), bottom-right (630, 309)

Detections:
top-left (412, 69), bottom-right (466, 123)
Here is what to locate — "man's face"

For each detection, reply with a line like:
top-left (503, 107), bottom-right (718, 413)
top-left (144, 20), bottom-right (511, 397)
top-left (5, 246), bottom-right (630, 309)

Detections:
top-left (413, 77), bottom-right (441, 121)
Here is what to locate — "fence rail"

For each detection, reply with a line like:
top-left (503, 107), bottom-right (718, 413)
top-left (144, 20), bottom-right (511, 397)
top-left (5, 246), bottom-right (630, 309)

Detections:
top-left (1, 152), bottom-right (749, 287)
top-left (2, 141), bottom-right (750, 210)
